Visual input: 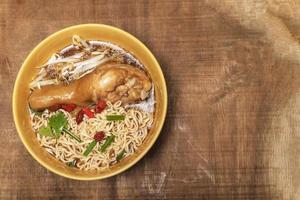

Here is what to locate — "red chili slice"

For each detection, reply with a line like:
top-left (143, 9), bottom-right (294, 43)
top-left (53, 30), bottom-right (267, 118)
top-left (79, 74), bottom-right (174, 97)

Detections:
top-left (95, 99), bottom-right (107, 113)
top-left (48, 104), bottom-right (62, 112)
top-left (82, 107), bottom-right (95, 118)
top-left (76, 109), bottom-right (84, 124)
top-left (61, 104), bottom-right (77, 112)
top-left (94, 131), bottom-right (105, 142)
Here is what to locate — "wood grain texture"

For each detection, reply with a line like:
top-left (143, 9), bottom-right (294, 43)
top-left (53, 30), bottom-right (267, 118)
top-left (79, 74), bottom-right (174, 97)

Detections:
top-left (1, 0), bottom-right (300, 199)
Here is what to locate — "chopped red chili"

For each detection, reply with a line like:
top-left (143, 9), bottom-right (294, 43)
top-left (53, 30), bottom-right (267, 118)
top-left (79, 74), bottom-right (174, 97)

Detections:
top-left (82, 107), bottom-right (95, 118)
top-left (48, 103), bottom-right (77, 112)
top-left (76, 109), bottom-right (84, 124)
top-left (48, 104), bottom-right (62, 112)
top-left (95, 99), bottom-right (107, 113)
top-left (94, 131), bottom-right (105, 142)
top-left (61, 104), bottom-right (77, 112)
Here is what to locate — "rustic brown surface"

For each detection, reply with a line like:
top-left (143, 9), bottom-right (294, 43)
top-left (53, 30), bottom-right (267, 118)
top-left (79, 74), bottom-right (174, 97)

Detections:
top-left (1, 0), bottom-right (300, 199)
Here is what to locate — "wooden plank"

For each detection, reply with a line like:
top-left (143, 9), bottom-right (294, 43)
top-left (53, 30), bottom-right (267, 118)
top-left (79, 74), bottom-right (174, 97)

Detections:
top-left (1, 0), bottom-right (300, 199)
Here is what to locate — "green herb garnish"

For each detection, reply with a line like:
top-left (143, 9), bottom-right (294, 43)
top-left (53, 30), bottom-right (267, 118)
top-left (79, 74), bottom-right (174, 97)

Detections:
top-left (49, 112), bottom-right (67, 138)
top-left (116, 150), bottom-right (126, 162)
top-left (63, 128), bottom-right (82, 143)
top-left (83, 140), bottom-right (97, 156)
top-left (106, 115), bottom-right (125, 121)
top-left (38, 112), bottom-right (81, 142)
top-left (100, 135), bottom-right (115, 152)
top-left (38, 125), bottom-right (53, 137)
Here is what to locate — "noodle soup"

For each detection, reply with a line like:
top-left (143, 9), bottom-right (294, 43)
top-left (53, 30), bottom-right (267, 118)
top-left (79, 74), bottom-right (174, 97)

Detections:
top-left (28, 35), bottom-right (155, 170)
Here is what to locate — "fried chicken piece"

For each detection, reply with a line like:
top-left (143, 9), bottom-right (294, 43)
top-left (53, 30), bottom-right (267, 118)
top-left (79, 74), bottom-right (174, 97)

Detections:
top-left (29, 62), bottom-right (152, 110)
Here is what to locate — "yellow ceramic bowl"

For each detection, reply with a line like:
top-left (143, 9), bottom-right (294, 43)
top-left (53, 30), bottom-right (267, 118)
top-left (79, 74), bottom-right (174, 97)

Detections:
top-left (12, 24), bottom-right (167, 180)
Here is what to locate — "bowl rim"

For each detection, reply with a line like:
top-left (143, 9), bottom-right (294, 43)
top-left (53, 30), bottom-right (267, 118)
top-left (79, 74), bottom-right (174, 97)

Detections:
top-left (12, 24), bottom-right (168, 180)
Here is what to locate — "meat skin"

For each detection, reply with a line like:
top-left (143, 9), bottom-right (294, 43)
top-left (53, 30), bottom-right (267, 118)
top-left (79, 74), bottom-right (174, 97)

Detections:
top-left (29, 62), bottom-right (152, 110)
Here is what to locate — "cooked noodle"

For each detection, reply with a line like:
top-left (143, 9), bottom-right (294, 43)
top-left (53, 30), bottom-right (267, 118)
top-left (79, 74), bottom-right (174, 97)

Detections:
top-left (30, 101), bottom-right (153, 170)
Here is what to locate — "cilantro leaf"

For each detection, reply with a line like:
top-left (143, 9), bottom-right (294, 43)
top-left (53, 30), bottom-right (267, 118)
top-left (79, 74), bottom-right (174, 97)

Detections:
top-left (48, 112), bottom-right (67, 138)
top-left (38, 125), bottom-right (53, 137)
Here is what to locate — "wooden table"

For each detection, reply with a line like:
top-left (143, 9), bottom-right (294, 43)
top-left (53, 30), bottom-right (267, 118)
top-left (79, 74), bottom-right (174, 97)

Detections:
top-left (1, 0), bottom-right (300, 199)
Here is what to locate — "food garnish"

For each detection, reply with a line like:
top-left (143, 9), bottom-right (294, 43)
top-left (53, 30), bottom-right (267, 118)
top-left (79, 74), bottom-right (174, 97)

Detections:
top-left (99, 135), bottom-right (115, 152)
top-left (106, 115), bottom-right (125, 121)
top-left (83, 131), bottom-right (105, 156)
top-left (95, 99), bottom-right (107, 113)
top-left (116, 150), bottom-right (126, 162)
top-left (39, 112), bottom-right (82, 142)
